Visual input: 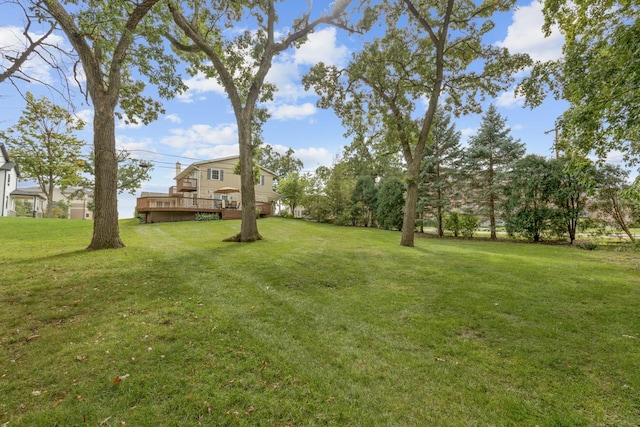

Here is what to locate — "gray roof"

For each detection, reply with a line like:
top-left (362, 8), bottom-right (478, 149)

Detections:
top-left (11, 188), bottom-right (46, 199)
top-left (0, 144), bottom-right (19, 177)
top-left (0, 162), bottom-right (16, 171)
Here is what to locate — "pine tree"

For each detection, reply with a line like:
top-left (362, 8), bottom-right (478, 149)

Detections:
top-left (465, 105), bottom-right (525, 239)
top-left (418, 109), bottom-right (463, 237)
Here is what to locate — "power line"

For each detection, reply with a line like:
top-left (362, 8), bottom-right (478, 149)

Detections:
top-left (121, 148), bottom-right (207, 162)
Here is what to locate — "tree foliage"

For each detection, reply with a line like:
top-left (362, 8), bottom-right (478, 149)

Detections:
top-left (166, 0), bottom-right (355, 242)
top-left (351, 175), bottom-right (378, 227)
top-left (419, 108), bottom-right (462, 237)
top-left (592, 164), bottom-right (638, 241)
top-left (1, 92), bottom-right (84, 218)
top-left (277, 172), bottom-right (310, 215)
top-left (305, 0), bottom-right (530, 246)
top-left (503, 155), bottom-right (557, 242)
top-left (255, 146), bottom-right (304, 179)
top-left (464, 104), bottom-right (525, 240)
top-left (518, 0), bottom-right (640, 165)
top-left (36, 0), bottom-right (183, 250)
top-left (76, 149), bottom-right (154, 198)
top-left (376, 176), bottom-right (404, 230)
top-left (547, 157), bottom-right (595, 244)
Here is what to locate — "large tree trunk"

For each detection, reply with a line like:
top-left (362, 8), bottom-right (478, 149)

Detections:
top-left (235, 118), bottom-right (261, 242)
top-left (87, 100), bottom-right (123, 250)
top-left (400, 162), bottom-right (420, 246)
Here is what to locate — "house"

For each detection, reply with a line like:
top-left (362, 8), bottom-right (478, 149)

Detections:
top-left (8, 188), bottom-right (46, 217)
top-left (1, 144), bottom-right (20, 217)
top-left (12, 186), bottom-right (93, 219)
top-left (136, 155), bottom-right (280, 223)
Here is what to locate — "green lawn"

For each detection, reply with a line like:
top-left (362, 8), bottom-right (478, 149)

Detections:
top-left (1, 217), bottom-right (639, 426)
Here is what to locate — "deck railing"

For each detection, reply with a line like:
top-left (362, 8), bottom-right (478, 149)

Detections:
top-left (137, 196), bottom-right (273, 215)
top-left (137, 196), bottom-right (222, 211)
top-left (176, 177), bottom-right (197, 192)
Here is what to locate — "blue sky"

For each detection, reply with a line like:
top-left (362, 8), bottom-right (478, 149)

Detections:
top-left (1, 0), bottom-right (582, 218)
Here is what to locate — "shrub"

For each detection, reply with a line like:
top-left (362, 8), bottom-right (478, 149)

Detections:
top-left (461, 215), bottom-right (479, 238)
top-left (195, 213), bottom-right (220, 221)
top-left (577, 242), bottom-right (598, 250)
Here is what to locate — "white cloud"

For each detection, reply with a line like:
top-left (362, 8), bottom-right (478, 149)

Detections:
top-left (496, 0), bottom-right (564, 62)
top-left (116, 113), bottom-right (144, 129)
top-left (266, 58), bottom-right (311, 101)
top-left (181, 145), bottom-right (239, 160)
top-left (74, 109), bottom-right (93, 125)
top-left (165, 114), bottom-right (181, 124)
top-left (269, 103), bottom-right (316, 121)
top-left (295, 147), bottom-right (333, 169)
top-left (459, 127), bottom-right (477, 146)
top-left (294, 27), bottom-right (349, 67)
top-left (496, 89), bottom-right (526, 108)
top-left (161, 123), bottom-right (238, 148)
top-left (177, 72), bottom-right (226, 103)
top-left (266, 27), bottom-right (349, 104)
top-left (115, 135), bottom-right (158, 157)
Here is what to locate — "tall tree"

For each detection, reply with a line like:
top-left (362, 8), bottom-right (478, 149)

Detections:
top-left (255, 145), bottom-right (304, 179)
top-left (38, 0), bottom-right (182, 249)
top-left (305, 0), bottom-right (530, 246)
top-left (518, 0), bottom-right (640, 166)
top-left (503, 154), bottom-right (556, 242)
top-left (1, 92), bottom-right (84, 218)
top-left (166, 0), bottom-right (355, 242)
top-left (418, 108), bottom-right (462, 237)
top-left (592, 164), bottom-right (637, 242)
top-left (465, 104), bottom-right (525, 240)
top-left (277, 171), bottom-right (310, 216)
top-left (350, 175), bottom-right (378, 227)
top-left (548, 156), bottom-right (595, 244)
top-left (376, 176), bottom-right (405, 231)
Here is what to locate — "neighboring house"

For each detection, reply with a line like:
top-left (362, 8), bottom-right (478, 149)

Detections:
top-left (0, 144), bottom-right (20, 217)
top-left (14, 186), bottom-right (94, 219)
top-left (136, 155), bottom-right (280, 223)
top-left (9, 188), bottom-right (46, 218)
top-left (7, 186), bottom-right (93, 219)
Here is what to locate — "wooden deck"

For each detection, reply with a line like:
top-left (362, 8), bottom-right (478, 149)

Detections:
top-left (136, 196), bottom-right (271, 223)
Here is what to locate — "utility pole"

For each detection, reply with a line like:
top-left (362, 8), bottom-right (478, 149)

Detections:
top-left (545, 126), bottom-right (560, 159)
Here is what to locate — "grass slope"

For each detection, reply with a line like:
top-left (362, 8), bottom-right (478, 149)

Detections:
top-left (1, 217), bottom-right (639, 426)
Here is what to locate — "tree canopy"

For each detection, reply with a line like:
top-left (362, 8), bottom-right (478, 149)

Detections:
top-left (518, 0), bottom-right (640, 166)
top-left (305, 0), bottom-right (530, 246)
top-left (166, 0), bottom-right (356, 242)
top-left (1, 92), bottom-right (85, 218)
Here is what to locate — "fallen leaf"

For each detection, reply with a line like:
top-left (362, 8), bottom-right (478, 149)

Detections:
top-left (112, 376), bottom-right (122, 384)
top-left (75, 355), bottom-right (87, 362)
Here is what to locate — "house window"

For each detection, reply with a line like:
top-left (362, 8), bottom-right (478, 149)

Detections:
top-left (207, 168), bottom-right (224, 181)
top-left (259, 175), bottom-right (265, 186)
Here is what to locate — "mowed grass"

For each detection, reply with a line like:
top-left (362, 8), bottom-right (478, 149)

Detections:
top-left (1, 217), bottom-right (639, 426)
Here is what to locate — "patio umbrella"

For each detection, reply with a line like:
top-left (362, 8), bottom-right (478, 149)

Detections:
top-left (215, 186), bottom-right (240, 194)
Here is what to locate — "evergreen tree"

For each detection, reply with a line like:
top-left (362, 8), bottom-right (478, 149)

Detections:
top-left (418, 109), bottom-right (462, 237)
top-left (376, 177), bottom-right (405, 231)
top-left (351, 176), bottom-right (378, 227)
top-left (465, 105), bottom-right (525, 239)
